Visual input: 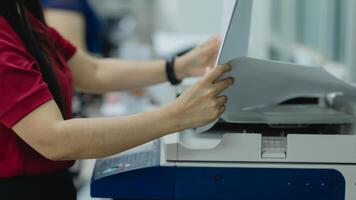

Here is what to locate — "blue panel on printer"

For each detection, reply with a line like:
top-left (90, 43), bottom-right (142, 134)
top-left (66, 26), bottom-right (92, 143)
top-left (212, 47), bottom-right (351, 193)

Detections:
top-left (175, 167), bottom-right (345, 200)
top-left (92, 166), bottom-right (345, 200)
top-left (91, 166), bottom-right (174, 199)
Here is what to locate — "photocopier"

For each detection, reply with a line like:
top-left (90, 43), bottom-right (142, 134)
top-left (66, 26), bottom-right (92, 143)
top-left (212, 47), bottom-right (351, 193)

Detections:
top-left (91, 0), bottom-right (356, 199)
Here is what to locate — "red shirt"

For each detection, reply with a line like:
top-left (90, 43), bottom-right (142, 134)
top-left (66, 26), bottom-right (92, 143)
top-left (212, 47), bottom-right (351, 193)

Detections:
top-left (0, 15), bottom-right (77, 178)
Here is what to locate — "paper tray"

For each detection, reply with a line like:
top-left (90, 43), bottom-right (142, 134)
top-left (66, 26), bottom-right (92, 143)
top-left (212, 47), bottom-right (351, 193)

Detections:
top-left (225, 104), bottom-right (353, 125)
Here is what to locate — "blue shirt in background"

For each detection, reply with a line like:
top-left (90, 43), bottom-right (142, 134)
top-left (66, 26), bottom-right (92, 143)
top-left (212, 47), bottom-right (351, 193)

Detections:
top-left (41, 0), bottom-right (102, 54)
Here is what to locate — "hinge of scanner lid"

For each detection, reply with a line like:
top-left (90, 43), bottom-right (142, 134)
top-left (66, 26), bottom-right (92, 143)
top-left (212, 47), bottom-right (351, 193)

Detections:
top-left (262, 136), bottom-right (287, 159)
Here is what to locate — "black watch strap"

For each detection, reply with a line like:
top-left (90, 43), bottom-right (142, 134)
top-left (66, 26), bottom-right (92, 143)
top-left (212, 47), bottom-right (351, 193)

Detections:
top-left (166, 57), bottom-right (182, 85)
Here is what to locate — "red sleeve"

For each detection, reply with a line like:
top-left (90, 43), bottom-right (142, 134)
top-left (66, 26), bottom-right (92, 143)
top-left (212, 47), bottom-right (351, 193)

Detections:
top-left (0, 30), bottom-right (53, 128)
top-left (48, 27), bottom-right (77, 61)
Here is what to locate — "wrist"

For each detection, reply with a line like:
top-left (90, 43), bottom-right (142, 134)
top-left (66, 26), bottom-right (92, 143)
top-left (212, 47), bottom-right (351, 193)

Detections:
top-left (161, 103), bottom-right (185, 133)
top-left (174, 56), bottom-right (188, 80)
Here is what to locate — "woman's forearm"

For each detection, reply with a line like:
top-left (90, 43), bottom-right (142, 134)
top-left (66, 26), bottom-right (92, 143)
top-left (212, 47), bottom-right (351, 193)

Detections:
top-left (93, 58), bottom-right (168, 92)
top-left (51, 105), bottom-right (180, 161)
top-left (69, 37), bottom-right (220, 93)
top-left (92, 58), bottom-right (187, 93)
top-left (68, 50), bottom-right (187, 93)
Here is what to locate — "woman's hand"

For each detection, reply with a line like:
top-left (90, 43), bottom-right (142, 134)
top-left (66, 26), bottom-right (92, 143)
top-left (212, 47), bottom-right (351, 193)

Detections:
top-left (174, 37), bottom-right (220, 80)
top-left (170, 64), bottom-right (234, 130)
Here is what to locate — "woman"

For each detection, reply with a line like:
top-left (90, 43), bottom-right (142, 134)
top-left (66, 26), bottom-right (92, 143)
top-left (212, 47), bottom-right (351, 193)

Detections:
top-left (0, 0), bottom-right (233, 199)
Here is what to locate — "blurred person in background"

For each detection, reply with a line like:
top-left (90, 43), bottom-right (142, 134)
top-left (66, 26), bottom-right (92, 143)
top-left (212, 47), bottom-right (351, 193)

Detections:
top-left (41, 0), bottom-right (101, 54)
top-left (0, 0), bottom-right (233, 199)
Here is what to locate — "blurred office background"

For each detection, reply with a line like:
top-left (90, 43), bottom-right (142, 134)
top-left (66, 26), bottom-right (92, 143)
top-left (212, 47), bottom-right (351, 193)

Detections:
top-left (48, 0), bottom-right (356, 199)
top-left (88, 0), bottom-right (355, 80)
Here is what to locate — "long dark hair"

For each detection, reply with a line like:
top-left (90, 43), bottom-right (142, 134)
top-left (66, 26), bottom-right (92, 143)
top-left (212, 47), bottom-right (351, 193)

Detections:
top-left (0, 0), bottom-right (67, 118)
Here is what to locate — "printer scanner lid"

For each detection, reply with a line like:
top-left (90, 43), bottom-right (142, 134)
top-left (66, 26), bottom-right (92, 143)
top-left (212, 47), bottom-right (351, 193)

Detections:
top-left (219, 57), bottom-right (356, 125)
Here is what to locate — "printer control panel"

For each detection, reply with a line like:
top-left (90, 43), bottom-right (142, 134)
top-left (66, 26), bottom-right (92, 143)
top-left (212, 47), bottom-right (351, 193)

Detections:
top-left (93, 140), bottom-right (161, 180)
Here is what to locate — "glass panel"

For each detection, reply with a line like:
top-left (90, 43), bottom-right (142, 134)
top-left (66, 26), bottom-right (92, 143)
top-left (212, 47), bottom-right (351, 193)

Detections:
top-left (296, 0), bottom-right (323, 51)
top-left (271, 0), bottom-right (283, 34)
top-left (334, 0), bottom-right (347, 63)
top-left (266, 0), bottom-right (348, 64)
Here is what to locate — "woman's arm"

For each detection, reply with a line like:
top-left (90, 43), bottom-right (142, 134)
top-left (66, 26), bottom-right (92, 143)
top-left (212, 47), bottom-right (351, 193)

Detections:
top-left (12, 65), bottom-right (233, 161)
top-left (13, 100), bottom-right (178, 161)
top-left (69, 50), bottom-right (168, 93)
top-left (68, 37), bottom-right (220, 93)
top-left (42, 7), bottom-right (220, 93)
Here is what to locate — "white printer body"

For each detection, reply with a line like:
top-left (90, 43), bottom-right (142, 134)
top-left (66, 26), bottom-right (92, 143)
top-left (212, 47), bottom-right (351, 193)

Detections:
top-left (163, 0), bottom-right (356, 198)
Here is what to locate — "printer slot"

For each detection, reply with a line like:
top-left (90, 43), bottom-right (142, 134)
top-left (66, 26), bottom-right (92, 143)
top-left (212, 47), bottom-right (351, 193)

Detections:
top-left (208, 121), bottom-right (345, 136)
top-left (279, 97), bottom-right (320, 105)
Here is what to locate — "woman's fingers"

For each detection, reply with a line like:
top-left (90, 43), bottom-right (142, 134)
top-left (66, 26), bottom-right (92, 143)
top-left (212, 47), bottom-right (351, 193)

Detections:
top-left (217, 105), bottom-right (226, 117)
top-left (203, 64), bottom-right (232, 83)
top-left (201, 36), bottom-right (220, 49)
top-left (219, 105), bottom-right (226, 113)
top-left (216, 95), bottom-right (228, 107)
top-left (212, 77), bottom-right (234, 95)
top-left (202, 37), bottom-right (220, 58)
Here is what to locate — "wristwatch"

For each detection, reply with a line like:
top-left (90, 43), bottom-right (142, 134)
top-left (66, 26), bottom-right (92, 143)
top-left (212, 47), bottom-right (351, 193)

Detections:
top-left (165, 57), bottom-right (182, 85)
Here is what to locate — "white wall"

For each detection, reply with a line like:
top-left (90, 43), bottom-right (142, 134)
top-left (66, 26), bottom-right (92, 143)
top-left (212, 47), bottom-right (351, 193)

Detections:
top-left (156, 0), bottom-right (223, 35)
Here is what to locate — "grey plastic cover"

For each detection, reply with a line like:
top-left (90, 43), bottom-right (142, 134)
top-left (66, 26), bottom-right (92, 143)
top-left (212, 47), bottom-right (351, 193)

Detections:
top-left (216, 0), bottom-right (253, 65)
top-left (220, 57), bottom-right (356, 125)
